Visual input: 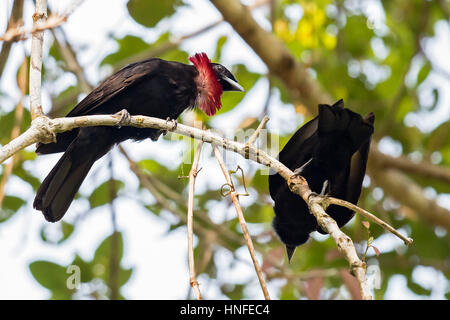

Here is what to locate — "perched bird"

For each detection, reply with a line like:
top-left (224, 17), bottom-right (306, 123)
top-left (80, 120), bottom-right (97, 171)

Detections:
top-left (34, 52), bottom-right (244, 222)
top-left (268, 99), bottom-right (375, 261)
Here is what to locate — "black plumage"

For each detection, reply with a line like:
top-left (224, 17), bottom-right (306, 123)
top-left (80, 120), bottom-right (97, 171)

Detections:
top-left (268, 99), bottom-right (375, 260)
top-left (34, 55), bottom-right (243, 222)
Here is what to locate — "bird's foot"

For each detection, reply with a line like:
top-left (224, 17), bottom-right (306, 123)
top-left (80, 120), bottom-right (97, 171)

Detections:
top-left (114, 109), bottom-right (131, 128)
top-left (165, 117), bottom-right (178, 131)
top-left (308, 181), bottom-right (330, 213)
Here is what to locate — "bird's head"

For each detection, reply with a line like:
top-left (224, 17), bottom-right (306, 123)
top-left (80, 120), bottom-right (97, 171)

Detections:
top-left (211, 63), bottom-right (245, 92)
top-left (189, 52), bottom-right (244, 116)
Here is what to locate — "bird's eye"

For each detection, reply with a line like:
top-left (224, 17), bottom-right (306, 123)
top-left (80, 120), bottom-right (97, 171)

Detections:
top-left (216, 65), bottom-right (223, 72)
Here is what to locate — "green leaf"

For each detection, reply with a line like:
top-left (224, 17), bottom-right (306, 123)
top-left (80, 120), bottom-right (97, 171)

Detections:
top-left (0, 108), bottom-right (31, 144)
top-left (407, 278), bottom-right (432, 296)
top-left (118, 267), bottom-right (133, 287)
top-left (101, 35), bottom-right (149, 67)
top-left (127, 0), bottom-right (183, 28)
top-left (416, 61), bottom-right (431, 85)
top-left (92, 232), bottom-right (133, 294)
top-left (50, 85), bottom-right (80, 117)
top-left (40, 221), bottom-right (74, 244)
top-left (88, 179), bottom-right (124, 209)
top-left (343, 15), bottom-right (374, 58)
top-left (71, 254), bottom-right (95, 283)
top-left (29, 261), bottom-right (72, 296)
top-left (14, 165), bottom-right (40, 190)
top-left (0, 196), bottom-right (25, 222)
top-left (221, 283), bottom-right (246, 300)
top-left (214, 35), bottom-right (228, 61)
top-left (61, 222), bottom-right (75, 242)
top-left (138, 159), bottom-right (184, 193)
top-left (244, 202), bottom-right (273, 223)
top-left (93, 232), bottom-right (124, 268)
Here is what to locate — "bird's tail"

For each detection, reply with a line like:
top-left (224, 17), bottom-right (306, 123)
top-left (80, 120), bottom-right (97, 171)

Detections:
top-left (34, 131), bottom-right (112, 222)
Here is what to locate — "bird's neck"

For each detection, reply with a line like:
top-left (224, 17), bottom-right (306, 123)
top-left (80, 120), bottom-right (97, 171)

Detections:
top-left (189, 53), bottom-right (222, 116)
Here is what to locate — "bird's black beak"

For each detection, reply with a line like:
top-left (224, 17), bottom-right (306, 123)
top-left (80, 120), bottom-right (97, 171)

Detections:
top-left (286, 245), bottom-right (296, 263)
top-left (222, 75), bottom-right (245, 92)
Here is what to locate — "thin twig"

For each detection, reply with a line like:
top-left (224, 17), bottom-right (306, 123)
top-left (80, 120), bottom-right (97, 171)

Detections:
top-left (29, 0), bottom-right (47, 119)
top-left (371, 142), bottom-right (450, 185)
top-left (0, 0), bottom-right (85, 42)
top-left (326, 197), bottom-right (413, 245)
top-left (107, 155), bottom-right (120, 300)
top-left (288, 174), bottom-right (372, 300)
top-left (187, 141), bottom-right (204, 300)
top-left (212, 145), bottom-right (271, 300)
top-left (0, 0), bottom-right (24, 75)
top-left (246, 115), bottom-right (269, 146)
top-left (0, 13), bottom-right (65, 42)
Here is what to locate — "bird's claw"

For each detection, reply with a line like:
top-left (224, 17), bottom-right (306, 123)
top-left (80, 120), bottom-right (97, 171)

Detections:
top-left (114, 109), bottom-right (131, 128)
top-left (308, 188), bottom-right (330, 213)
top-left (165, 117), bottom-right (178, 131)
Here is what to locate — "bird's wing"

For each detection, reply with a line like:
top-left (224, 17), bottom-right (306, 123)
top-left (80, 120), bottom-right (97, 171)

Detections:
top-left (345, 113), bottom-right (375, 204)
top-left (278, 116), bottom-right (318, 170)
top-left (67, 59), bottom-right (161, 117)
top-left (269, 116), bottom-right (318, 200)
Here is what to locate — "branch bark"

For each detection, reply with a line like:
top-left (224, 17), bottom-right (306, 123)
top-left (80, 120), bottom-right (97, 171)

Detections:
top-left (0, 0), bottom-right (24, 76)
top-left (187, 142), bottom-right (204, 300)
top-left (0, 13), bottom-right (66, 42)
top-left (213, 145), bottom-right (271, 300)
top-left (29, 0), bottom-right (47, 119)
top-left (370, 144), bottom-right (450, 185)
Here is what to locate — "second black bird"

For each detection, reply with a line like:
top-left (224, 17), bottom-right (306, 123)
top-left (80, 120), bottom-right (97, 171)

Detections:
top-left (34, 52), bottom-right (244, 222)
top-left (268, 99), bottom-right (375, 261)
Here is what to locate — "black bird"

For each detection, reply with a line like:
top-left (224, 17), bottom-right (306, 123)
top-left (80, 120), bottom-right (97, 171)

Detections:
top-left (34, 52), bottom-right (244, 222)
top-left (268, 99), bottom-right (375, 261)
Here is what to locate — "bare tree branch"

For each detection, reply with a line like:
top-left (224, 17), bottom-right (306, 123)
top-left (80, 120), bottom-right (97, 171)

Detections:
top-left (1, 13), bottom-right (65, 42)
top-left (0, 0), bottom-right (24, 76)
top-left (325, 197), bottom-right (413, 245)
top-left (368, 162), bottom-right (450, 231)
top-left (29, 0), bottom-right (47, 119)
top-left (371, 144), bottom-right (450, 185)
top-left (287, 174), bottom-right (372, 300)
top-left (187, 141), bottom-right (204, 300)
top-left (0, 0), bottom-right (85, 43)
top-left (213, 145), bottom-right (271, 300)
top-left (246, 115), bottom-right (269, 147)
